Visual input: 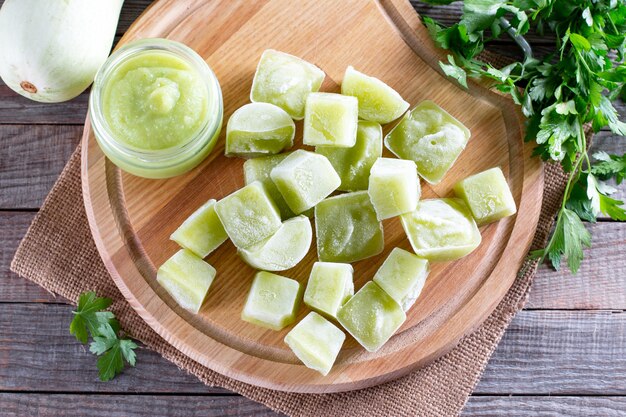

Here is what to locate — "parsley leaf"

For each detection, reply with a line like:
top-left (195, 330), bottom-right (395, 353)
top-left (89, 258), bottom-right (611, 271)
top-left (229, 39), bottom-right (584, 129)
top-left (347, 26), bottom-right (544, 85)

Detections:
top-left (532, 208), bottom-right (591, 274)
top-left (422, 0), bottom-right (626, 274)
top-left (592, 151), bottom-right (626, 184)
top-left (439, 55), bottom-right (468, 88)
top-left (600, 193), bottom-right (626, 220)
top-left (70, 291), bottom-right (138, 381)
top-left (70, 291), bottom-right (114, 344)
top-left (95, 336), bottom-right (138, 382)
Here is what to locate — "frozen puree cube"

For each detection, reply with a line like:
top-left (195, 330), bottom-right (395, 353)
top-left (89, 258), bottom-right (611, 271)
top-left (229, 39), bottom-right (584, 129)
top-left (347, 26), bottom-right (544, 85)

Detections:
top-left (315, 191), bottom-right (384, 263)
top-left (250, 49), bottom-right (325, 120)
top-left (170, 199), bottom-right (228, 258)
top-left (316, 121), bottom-right (383, 192)
top-left (284, 312), bottom-right (345, 376)
top-left (239, 215), bottom-right (312, 272)
top-left (373, 248), bottom-right (429, 311)
top-left (368, 157), bottom-right (420, 220)
top-left (303, 92), bottom-right (358, 148)
top-left (270, 150), bottom-right (341, 214)
top-left (341, 66), bottom-right (409, 124)
top-left (214, 181), bottom-right (281, 249)
top-left (337, 281), bottom-right (405, 352)
top-left (241, 271), bottom-right (302, 330)
top-left (304, 262), bottom-right (354, 319)
top-left (157, 249), bottom-right (216, 313)
top-left (226, 102), bottom-right (295, 158)
top-left (243, 153), bottom-right (296, 219)
top-left (385, 100), bottom-right (471, 184)
top-left (453, 167), bottom-right (517, 226)
top-left (401, 198), bottom-right (481, 262)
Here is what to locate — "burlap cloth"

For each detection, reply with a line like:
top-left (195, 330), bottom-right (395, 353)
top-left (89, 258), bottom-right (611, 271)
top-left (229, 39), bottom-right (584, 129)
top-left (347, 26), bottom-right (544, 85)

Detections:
top-left (10, 47), bottom-right (574, 415)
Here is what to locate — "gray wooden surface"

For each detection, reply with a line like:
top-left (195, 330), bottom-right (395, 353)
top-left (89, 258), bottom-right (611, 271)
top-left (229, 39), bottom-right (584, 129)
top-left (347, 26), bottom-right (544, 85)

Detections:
top-left (0, 1), bottom-right (624, 416)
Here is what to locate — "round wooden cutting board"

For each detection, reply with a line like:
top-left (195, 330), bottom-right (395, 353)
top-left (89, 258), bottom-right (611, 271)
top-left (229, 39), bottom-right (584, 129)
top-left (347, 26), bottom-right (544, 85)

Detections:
top-left (82, 0), bottom-right (543, 393)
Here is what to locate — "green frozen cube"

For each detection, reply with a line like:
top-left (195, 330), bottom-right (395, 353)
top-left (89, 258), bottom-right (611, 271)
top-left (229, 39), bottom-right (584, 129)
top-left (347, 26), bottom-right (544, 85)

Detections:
top-left (341, 66), bottom-right (409, 124)
top-left (250, 49), bottom-right (325, 120)
top-left (214, 181), bottom-right (281, 249)
top-left (337, 281), bottom-right (405, 352)
top-left (239, 215), bottom-right (312, 272)
top-left (157, 249), bottom-right (216, 313)
top-left (401, 198), bottom-right (481, 262)
top-left (373, 248), bottom-right (429, 311)
top-left (316, 121), bottom-right (383, 191)
top-left (243, 153), bottom-right (296, 219)
top-left (225, 102), bottom-right (295, 158)
top-left (303, 262), bottom-right (354, 319)
top-left (368, 157), bottom-right (420, 220)
top-left (241, 271), bottom-right (302, 330)
top-left (284, 311), bottom-right (345, 376)
top-left (453, 167), bottom-right (517, 226)
top-left (315, 191), bottom-right (384, 263)
top-left (270, 150), bottom-right (341, 214)
top-left (170, 199), bottom-right (228, 258)
top-left (303, 93), bottom-right (358, 148)
top-left (384, 100), bottom-right (471, 184)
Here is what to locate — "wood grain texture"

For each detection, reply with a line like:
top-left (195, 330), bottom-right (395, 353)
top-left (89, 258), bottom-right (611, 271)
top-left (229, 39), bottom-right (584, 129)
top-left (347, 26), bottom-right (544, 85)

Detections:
top-left (0, 393), bottom-right (284, 417)
top-left (82, 0), bottom-right (543, 393)
top-left (1, 304), bottom-right (624, 395)
top-left (0, 303), bottom-right (212, 394)
top-left (476, 310), bottom-right (626, 395)
top-left (528, 222), bottom-right (626, 310)
top-left (464, 396), bottom-right (626, 417)
top-left (2, 393), bottom-right (626, 417)
top-left (0, 125), bottom-right (82, 209)
top-left (0, 82), bottom-right (89, 125)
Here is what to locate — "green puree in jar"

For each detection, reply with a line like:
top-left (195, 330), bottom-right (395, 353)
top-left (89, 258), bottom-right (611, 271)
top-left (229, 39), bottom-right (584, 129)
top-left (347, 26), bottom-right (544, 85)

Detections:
top-left (102, 51), bottom-right (209, 151)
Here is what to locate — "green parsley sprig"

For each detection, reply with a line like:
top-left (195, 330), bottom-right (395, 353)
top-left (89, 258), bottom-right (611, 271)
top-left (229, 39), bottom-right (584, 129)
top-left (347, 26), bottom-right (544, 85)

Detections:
top-left (421, 0), bottom-right (626, 273)
top-left (70, 291), bottom-right (138, 381)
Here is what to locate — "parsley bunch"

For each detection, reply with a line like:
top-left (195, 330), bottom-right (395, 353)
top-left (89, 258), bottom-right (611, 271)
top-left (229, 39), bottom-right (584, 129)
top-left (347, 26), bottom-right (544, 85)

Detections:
top-left (69, 291), bottom-right (138, 381)
top-left (422, 0), bottom-right (626, 273)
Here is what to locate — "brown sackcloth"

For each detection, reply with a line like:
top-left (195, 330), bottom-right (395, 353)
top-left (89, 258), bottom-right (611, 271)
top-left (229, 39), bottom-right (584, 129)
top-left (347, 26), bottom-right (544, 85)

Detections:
top-left (11, 49), bottom-right (575, 416)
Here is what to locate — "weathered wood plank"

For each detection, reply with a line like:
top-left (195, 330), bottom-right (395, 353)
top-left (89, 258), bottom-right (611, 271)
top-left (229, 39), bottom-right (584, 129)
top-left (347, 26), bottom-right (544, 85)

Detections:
top-left (0, 212), bottom-right (56, 303)
top-left (0, 125), bottom-right (82, 209)
top-left (116, 0), bottom-right (154, 35)
top-left (0, 83), bottom-right (89, 125)
top-left (0, 304), bottom-right (623, 395)
top-left (528, 221), bottom-right (626, 310)
top-left (1, 393), bottom-right (625, 417)
top-left (475, 310), bottom-right (626, 395)
top-left (0, 393), bottom-right (283, 417)
top-left (0, 303), bottom-right (217, 394)
top-left (463, 396), bottom-right (626, 417)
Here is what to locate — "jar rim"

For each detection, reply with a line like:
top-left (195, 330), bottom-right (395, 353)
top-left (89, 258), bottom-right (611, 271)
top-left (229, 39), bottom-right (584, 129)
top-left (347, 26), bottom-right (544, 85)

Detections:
top-left (89, 38), bottom-right (223, 169)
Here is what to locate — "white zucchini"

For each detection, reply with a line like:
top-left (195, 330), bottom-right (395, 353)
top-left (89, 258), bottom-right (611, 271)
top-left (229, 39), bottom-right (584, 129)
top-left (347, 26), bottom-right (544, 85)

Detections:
top-left (0, 0), bottom-right (124, 103)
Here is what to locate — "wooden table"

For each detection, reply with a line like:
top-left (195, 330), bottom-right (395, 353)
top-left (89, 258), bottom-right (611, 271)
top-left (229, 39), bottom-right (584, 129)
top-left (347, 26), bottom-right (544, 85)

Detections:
top-left (1, 1), bottom-right (624, 415)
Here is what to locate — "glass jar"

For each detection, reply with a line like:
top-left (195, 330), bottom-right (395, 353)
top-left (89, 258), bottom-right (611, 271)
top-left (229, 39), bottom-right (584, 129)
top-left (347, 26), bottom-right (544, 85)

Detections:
top-left (89, 38), bottom-right (223, 179)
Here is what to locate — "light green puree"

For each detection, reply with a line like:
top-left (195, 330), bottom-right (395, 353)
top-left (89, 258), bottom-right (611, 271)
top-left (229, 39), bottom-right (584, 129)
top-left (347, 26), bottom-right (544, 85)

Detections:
top-left (102, 51), bottom-right (209, 151)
